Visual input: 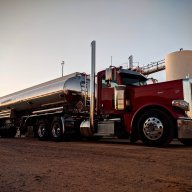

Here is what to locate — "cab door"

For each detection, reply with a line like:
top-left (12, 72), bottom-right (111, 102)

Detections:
top-left (98, 74), bottom-right (118, 115)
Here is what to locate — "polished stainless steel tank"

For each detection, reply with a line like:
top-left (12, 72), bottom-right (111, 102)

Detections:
top-left (0, 72), bottom-right (90, 114)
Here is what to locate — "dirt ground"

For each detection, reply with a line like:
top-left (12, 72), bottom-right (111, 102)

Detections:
top-left (0, 138), bottom-right (192, 192)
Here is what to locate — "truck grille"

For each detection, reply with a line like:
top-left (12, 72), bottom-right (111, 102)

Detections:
top-left (183, 78), bottom-right (192, 118)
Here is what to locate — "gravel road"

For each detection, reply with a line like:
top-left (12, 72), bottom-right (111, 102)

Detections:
top-left (0, 138), bottom-right (192, 192)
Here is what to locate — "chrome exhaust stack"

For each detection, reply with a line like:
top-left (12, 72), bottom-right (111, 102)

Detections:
top-left (90, 40), bottom-right (96, 131)
top-left (80, 40), bottom-right (96, 136)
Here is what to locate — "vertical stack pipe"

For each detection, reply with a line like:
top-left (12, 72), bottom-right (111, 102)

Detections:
top-left (90, 41), bottom-right (96, 131)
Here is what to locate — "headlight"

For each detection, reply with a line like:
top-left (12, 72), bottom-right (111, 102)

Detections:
top-left (172, 100), bottom-right (189, 111)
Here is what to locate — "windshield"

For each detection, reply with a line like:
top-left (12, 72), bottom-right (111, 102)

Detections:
top-left (120, 73), bottom-right (147, 86)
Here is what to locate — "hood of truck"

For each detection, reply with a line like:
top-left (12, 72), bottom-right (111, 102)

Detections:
top-left (129, 79), bottom-right (184, 114)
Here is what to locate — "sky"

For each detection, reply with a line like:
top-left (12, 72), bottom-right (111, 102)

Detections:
top-left (0, 0), bottom-right (192, 96)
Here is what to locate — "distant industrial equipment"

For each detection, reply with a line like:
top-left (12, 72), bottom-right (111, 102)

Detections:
top-left (165, 50), bottom-right (192, 81)
top-left (141, 60), bottom-right (165, 75)
top-left (127, 55), bottom-right (165, 75)
top-left (129, 50), bottom-right (192, 80)
top-left (61, 61), bottom-right (65, 77)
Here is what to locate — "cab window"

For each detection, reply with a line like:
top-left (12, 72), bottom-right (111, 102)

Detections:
top-left (102, 77), bottom-right (118, 88)
top-left (120, 74), bottom-right (147, 86)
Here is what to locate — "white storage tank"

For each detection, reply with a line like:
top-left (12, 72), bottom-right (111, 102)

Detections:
top-left (165, 50), bottom-right (192, 81)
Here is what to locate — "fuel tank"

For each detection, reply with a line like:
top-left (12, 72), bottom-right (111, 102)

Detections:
top-left (0, 73), bottom-right (90, 114)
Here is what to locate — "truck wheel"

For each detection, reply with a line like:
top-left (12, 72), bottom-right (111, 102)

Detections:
top-left (137, 109), bottom-right (174, 147)
top-left (7, 128), bottom-right (17, 138)
top-left (0, 127), bottom-right (16, 138)
top-left (51, 119), bottom-right (64, 141)
top-left (37, 120), bottom-right (50, 140)
top-left (179, 139), bottom-right (192, 146)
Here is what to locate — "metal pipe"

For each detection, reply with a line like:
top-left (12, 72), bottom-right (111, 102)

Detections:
top-left (128, 55), bottom-right (133, 68)
top-left (90, 40), bottom-right (96, 131)
top-left (141, 60), bottom-right (165, 75)
top-left (142, 65), bottom-right (165, 75)
top-left (84, 74), bottom-right (87, 107)
top-left (61, 61), bottom-right (64, 77)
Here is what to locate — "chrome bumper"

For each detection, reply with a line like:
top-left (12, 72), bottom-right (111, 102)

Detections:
top-left (177, 118), bottom-right (192, 139)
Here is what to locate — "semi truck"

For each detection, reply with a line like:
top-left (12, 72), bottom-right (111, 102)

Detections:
top-left (0, 41), bottom-right (192, 146)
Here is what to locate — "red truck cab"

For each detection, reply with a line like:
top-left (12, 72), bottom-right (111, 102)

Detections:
top-left (96, 67), bottom-right (192, 146)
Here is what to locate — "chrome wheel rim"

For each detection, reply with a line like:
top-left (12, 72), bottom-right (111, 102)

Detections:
top-left (38, 125), bottom-right (46, 138)
top-left (143, 117), bottom-right (164, 140)
top-left (52, 123), bottom-right (62, 138)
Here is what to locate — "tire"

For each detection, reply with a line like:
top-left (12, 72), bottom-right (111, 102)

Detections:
top-left (0, 127), bottom-right (16, 138)
top-left (130, 134), bottom-right (138, 144)
top-left (179, 139), bottom-right (192, 146)
top-left (33, 126), bottom-right (38, 138)
top-left (137, 109), bottom-right (174, 147)
top-left (51, 118), bottom-right (64, 141)
top-left (130, 126), bottom-right (139, 143)
top-left (8, 128), bottom-right (17, 138)
top-left (37, 120), bottom-right (50, 140)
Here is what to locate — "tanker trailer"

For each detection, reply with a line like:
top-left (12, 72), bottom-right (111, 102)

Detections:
top-left (0, 72), bottom-right (90, 139)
